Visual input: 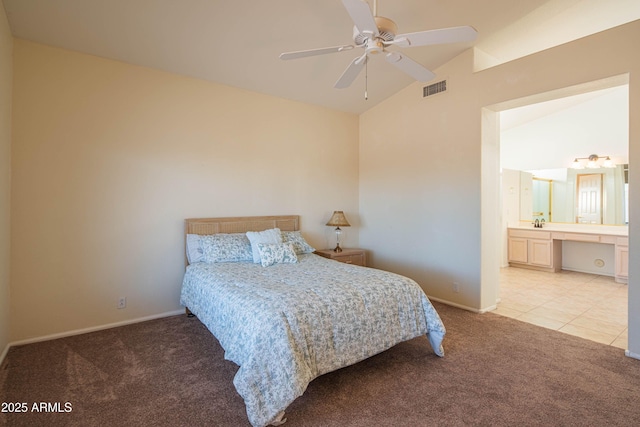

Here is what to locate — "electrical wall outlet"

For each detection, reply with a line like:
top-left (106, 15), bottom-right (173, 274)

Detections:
top-left (117, 297), bottom-right (126, 309)
top-left (453, 282), bottom-right (460, 293)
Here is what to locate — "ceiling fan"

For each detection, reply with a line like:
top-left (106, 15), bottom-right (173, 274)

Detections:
top-left (280, 0), bottom-right (477, 89)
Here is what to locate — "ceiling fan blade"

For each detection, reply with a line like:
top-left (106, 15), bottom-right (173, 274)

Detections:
top-left (385, 51), bottom-right (435, 82)
top-left (334, 54), bottom-right (368, 89)
top-left (280, 44), bottom-right (355, 60)
top-left (341, 0), bottom-right (379, 37)
top-left (392, 26), bottom-right (477, 48)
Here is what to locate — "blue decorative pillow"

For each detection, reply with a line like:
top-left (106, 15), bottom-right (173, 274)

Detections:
top-left (256, 242), bottom-right (298, 267)
top-left (200, 233), bottom-right (253, 263)
top-left (246, 228), bottom-right (283, 263)
top-left (281, 231), bottom-right (315, 254)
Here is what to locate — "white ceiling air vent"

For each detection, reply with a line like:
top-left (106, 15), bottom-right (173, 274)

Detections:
top-left (423, 80), bottom-right (447, 97)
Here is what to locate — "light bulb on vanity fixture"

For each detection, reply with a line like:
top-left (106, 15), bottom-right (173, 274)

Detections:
top-left (570, 154), bottom-right (616, 169)
top-left (326, 211), bottom-right (350, 252)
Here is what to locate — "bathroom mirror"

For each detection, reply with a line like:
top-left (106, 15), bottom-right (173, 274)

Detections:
top-left (501, 83), bottom-right (629, 227)
top-left (532, 178), bottom-right (552, 222)
top-left (520, 165), bottom-right (628, 225)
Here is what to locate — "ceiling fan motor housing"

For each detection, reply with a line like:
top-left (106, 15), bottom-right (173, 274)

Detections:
top-left (353, 16), bottom-right (397, 46)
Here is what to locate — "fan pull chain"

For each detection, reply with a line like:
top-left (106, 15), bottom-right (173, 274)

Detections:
top-left (364, 58), bottom-right (368, 100)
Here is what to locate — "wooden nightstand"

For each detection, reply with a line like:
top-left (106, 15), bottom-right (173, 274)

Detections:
top-left (314, 248), bottom-right (366, 267)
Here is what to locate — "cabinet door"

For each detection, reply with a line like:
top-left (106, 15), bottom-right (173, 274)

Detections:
top-left (508, 238), bottom-right (528, 263)
top-left (616, 245), bottom-right (629, 278)
top-left (528, 239), bottom-right (552, 267)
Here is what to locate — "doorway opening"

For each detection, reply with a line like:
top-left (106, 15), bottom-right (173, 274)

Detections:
top-left (480, 73), bottom-right (630, 317)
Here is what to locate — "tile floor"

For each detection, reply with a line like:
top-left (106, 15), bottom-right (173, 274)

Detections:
top-left (494, 267), bottom-right (628, 349)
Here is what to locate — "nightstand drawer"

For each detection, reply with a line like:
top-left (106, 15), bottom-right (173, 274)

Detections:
top-left (332, 253), bottom-right (365, 266)
top-left (314, 248), bottom-right (367, 267)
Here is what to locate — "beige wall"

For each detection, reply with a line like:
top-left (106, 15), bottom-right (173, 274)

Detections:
top-left (11, 40), bottom-right (359, 341)
top-left (359, 21), bottom-right (640, 355)
top-left (7, 18), bottom-right (640, 357)
top-left (0, 6), bottom-right (12, 357)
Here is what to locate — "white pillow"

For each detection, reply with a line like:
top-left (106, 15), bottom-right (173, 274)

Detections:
top-left (246, 228), bottom-right (283, 263)
top-left (186, 234), bottom-right (204, 264)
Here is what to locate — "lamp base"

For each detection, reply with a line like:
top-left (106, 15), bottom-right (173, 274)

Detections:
top-left (333, 243), bottom-right (343, 253)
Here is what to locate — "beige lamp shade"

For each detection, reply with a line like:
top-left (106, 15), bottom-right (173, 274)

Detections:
top-left (326, 211), bottom-right (350, 227)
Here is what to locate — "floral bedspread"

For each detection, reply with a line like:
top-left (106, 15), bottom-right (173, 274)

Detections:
top-left (180, 253), bottom-right (445, 427)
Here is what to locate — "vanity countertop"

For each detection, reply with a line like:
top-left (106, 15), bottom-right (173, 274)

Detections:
top-left (508, 222), bottom-right (628, 237)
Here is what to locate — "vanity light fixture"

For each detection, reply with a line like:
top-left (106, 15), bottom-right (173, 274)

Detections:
top-left (326, 211), bottom-right (350, 252)
top-left (571, 154), bottom-right (616, 169)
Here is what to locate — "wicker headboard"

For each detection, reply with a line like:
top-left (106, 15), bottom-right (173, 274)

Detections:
top-left (185, 215), bottom-right (299, 236)
top-left (184, 215), bottom-right (300, 266)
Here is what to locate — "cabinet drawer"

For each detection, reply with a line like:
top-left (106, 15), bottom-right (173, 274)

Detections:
top-left (563, 233), bottom-right (600, 243)
top-left (617, 237), bottom-right (629, 246)
top-left (509, 229), bottom-right (550, 240)
top-left (600, 235), bottom-right (616, 244)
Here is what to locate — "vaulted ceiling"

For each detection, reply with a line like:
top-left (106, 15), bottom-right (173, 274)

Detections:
top-left (3, 0), bottom-right (638, 114)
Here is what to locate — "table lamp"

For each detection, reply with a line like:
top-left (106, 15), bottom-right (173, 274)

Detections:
top-left (326, 211), bottom-right (350, 252)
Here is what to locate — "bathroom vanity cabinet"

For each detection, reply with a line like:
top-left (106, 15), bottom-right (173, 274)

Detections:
top-left (508, 229), bottom-right (561, 272)
top-left (508, 225), bottom-right (628, 283)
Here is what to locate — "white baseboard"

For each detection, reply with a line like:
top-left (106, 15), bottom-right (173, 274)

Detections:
top-left (427, 295), bottom-right (496, 314)
top-left (478, 304), bottom-right (498, 313)
top-left (560, 267), bottom-right (614, 277)
top-left (7, 309), bottom-right (185, 349)
top-left (625, 349), bottom-right (640, 361)
top-left (0, 342), bottom-right (9, 366)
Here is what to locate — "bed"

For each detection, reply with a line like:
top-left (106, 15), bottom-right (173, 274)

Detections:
top-left (180, 215), bottom-right (445, 427)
